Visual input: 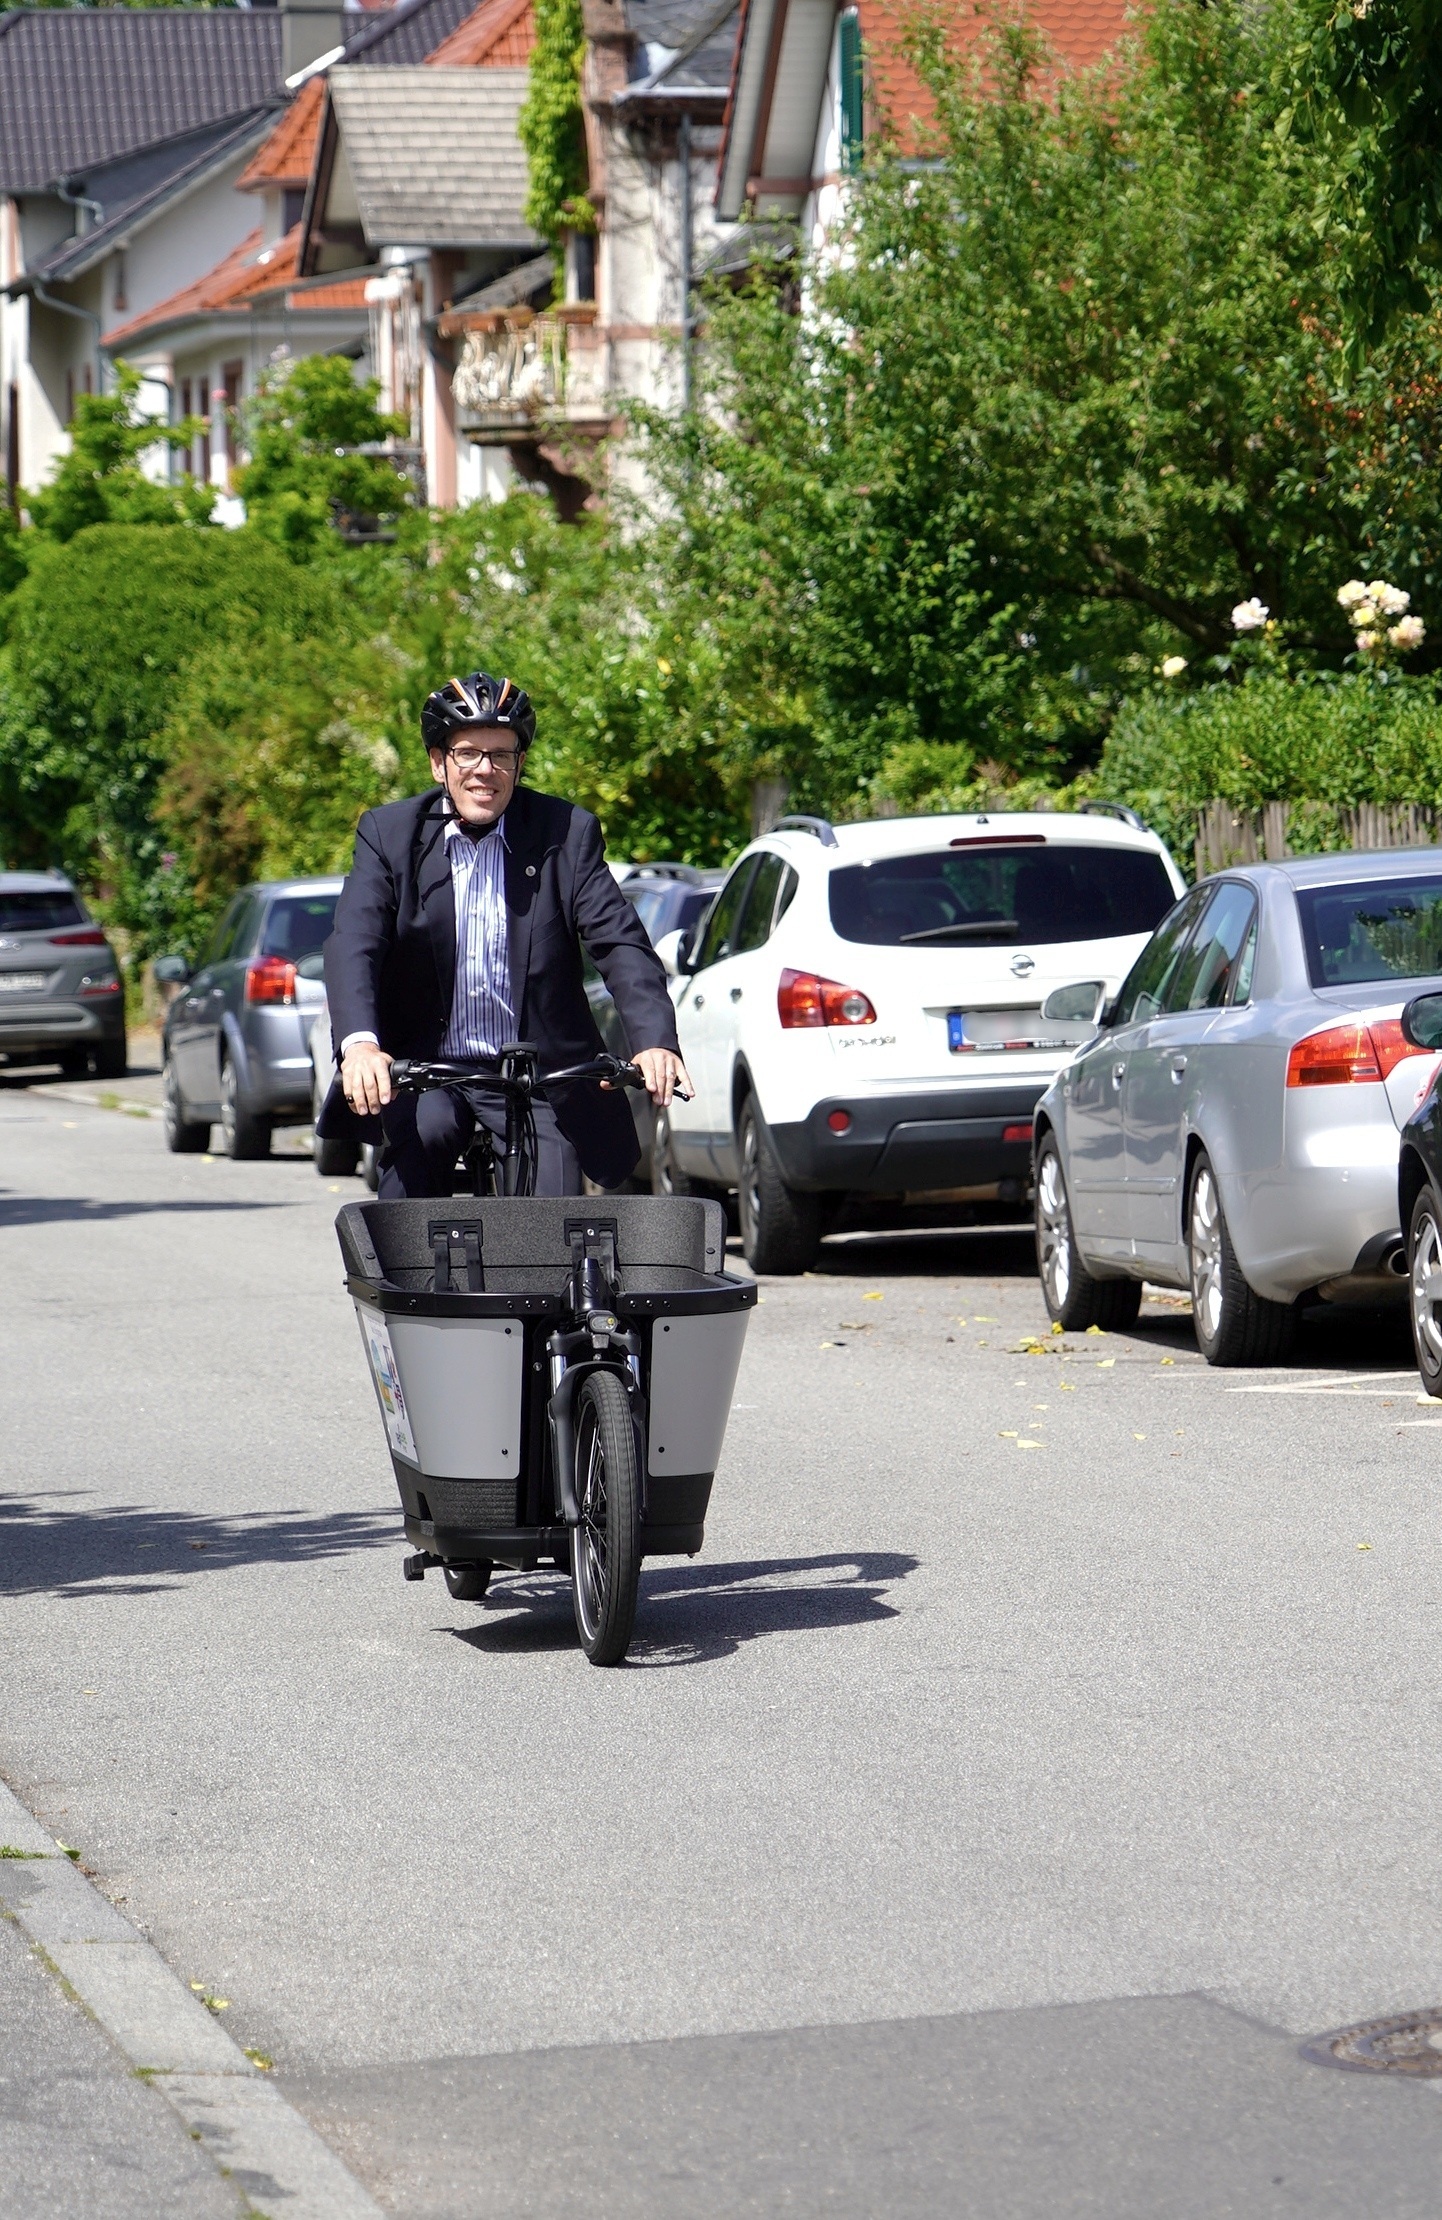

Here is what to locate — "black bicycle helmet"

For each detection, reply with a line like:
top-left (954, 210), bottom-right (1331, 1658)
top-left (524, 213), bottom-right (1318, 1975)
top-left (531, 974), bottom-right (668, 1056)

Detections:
top-left (420, 671), bottom-right (536, 752)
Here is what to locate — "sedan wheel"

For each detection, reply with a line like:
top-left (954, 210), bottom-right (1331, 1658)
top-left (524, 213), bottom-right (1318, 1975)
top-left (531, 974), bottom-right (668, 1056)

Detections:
top-left (1407, 1187), bottom-right (1442, 1399)
top-left (1034, 1136), bottom-right (1141, 1332)
top-left (220, 1057), bottom-right (272, 1161)
top-left (1187, 1152), bottom-right (1295, 1366)
top-left (735, 1096), bottom-right (821, 1275)
top-left (162, 1058), bottom-right (209, 1154)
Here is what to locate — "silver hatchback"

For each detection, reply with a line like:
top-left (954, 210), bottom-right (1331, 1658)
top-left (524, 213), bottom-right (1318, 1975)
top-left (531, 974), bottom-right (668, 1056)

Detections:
top-left (1033, 850), bottom-right (1442, 1363)
top-left (157, 879), bottom-right (339, 1157)
top-left (0, 871), bottom-right (127, 1078)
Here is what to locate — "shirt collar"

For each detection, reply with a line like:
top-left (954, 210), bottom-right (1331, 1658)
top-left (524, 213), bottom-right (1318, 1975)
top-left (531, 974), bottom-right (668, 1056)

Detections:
top-left (443, 808), bottom-right (508, 849)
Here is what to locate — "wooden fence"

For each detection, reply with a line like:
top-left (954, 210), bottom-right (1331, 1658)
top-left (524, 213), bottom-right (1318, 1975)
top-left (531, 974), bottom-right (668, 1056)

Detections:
top-left (1194, 800), bottom-right (1442, 878)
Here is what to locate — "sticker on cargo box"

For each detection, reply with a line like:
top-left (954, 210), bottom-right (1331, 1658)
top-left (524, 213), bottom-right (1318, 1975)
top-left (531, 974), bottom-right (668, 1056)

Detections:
top-left (361, 1312), bottom-right (417, 1463)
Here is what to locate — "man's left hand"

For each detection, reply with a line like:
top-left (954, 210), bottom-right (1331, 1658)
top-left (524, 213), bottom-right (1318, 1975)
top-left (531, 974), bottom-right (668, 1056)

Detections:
top-left (614, 1047), bottom-right (693, 1107)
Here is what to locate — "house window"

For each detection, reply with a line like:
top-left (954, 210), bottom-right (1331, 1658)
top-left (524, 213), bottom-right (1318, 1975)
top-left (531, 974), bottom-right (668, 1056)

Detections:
top-left (81, 364), bottom-right (93, 397)
top-left (839, 8), bottom-right (863, 173)
top-left (65, 368), bottom-right (74, 424)
top-left (221, 361), bottom-right (243, 481)
top-left (113, 254), bottom-right (126, 312)
top-left (283, 188), bottom-right (305, 232)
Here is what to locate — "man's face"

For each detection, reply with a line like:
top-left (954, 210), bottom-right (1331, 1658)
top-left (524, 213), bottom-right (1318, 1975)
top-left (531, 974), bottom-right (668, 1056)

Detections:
top-left (429, 734), bottom-right (524, 827)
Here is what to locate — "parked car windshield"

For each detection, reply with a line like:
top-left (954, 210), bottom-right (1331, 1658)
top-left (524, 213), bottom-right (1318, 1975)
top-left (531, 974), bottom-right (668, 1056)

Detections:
top-left (0, 890), bottom-right (85, 933)
top-left (261, 894), bottom-right (338, 961)
top-left (625, 882), bottom-right (717, 946)
top-left (1296, 874), bottom-right (1442, 987)
top-left (828, 844), bottom-right (1175, 947)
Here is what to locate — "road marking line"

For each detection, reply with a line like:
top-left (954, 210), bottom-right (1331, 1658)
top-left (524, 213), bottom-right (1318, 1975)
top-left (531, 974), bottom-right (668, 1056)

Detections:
top-left (1228, 1372), bottom-right (1420, 1395)
top-left (0, 1778), bottom-right (382, 2218)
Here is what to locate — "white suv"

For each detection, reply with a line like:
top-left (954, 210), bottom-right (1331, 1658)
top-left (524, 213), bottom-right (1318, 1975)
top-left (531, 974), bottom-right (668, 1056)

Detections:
top-left (655, 809), bottom-right (1186, 1272)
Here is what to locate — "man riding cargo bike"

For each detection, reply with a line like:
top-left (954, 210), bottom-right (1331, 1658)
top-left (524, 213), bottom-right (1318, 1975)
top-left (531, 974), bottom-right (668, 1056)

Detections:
top-left (320, 673), bottom-right (754, 1663)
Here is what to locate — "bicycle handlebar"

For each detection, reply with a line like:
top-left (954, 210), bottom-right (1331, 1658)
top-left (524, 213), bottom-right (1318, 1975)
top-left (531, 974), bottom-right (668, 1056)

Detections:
top-left (389, 1052), bottom-right (690, 1101)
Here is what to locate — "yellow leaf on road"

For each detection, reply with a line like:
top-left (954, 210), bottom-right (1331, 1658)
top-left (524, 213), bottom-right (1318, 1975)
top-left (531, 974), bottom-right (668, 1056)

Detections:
top-left (1098, 1358), bottom-right (1116, 1369)
top-left (864, 1291), bottom-right (884, 1301)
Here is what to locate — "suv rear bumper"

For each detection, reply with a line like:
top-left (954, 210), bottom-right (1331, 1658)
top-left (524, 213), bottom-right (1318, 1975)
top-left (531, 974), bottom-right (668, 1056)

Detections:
top-left (0, 1001), bottom-right (126, 1057)
top-left (767, 1085), bottom-right (1048, 1195)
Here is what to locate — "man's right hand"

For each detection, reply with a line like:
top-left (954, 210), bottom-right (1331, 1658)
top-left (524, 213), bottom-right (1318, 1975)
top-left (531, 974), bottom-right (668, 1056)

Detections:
top-left (342, 1042), bottom-right (394, 1116)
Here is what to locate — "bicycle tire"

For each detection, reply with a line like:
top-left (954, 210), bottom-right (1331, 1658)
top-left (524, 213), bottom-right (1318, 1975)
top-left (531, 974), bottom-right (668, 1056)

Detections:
top-left (570, 1368), bottom-right (642, 1666)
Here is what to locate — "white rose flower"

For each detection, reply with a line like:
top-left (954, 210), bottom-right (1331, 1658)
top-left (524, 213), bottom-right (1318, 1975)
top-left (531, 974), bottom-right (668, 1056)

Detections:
top-left (1337, 579), bottom-right (1369, 608)
top-left (1160, 655), bottom-right (1188, 679)
top-left (1351, 600), bottom-right (1378, 627)
top-left (1389, 616), bottom-right (1425, 650)
top-left (1231, 597), bottom-right (1269, 633)
top-left (1355, 629), bottom-right (1380, 652)
top-left (1376, 583), bottom-right (1411, 616)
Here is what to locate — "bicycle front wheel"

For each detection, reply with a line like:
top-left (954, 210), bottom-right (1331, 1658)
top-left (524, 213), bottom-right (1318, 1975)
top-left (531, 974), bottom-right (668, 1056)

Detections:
top-left (571, 1368), bottom-right (641, 1665)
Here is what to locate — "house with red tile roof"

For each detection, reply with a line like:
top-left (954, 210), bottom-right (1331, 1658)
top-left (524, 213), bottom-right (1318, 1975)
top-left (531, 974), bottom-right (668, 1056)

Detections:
top-left (716, 0), bottom-right (1132, 249)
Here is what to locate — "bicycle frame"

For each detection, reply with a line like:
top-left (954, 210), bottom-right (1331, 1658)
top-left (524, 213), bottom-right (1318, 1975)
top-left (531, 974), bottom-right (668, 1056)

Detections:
top-left (389, 1042), bottom-right (651, 1199)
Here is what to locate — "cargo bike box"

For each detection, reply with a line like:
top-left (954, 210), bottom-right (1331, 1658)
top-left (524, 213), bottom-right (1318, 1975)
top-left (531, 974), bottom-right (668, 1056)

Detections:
top-left (338, 1193), bottom-right (756, 1657)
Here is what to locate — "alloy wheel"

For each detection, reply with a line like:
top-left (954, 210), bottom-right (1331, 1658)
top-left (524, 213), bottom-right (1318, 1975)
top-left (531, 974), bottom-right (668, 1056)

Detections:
top-left (738, 1110), bottom-right (762, 1249)
top-left (1036, 1148), bottom-right (1072, 1311)
top-left (219, 1061), bottom-right (238, 1153)
top-left (1189, 1163), bottom-right (1225, 1342)
top-left (1411, 1205), bottom-right (1442, 1377)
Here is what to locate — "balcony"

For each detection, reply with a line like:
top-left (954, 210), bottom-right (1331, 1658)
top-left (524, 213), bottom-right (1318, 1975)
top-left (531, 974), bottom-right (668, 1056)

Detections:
top-left (445, 303), bottom-right (609, 441)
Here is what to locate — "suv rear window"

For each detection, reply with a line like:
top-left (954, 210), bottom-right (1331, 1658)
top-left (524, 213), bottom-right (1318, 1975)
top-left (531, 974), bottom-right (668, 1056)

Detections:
top-left (1295, 874), bottom-right (1442, 987)
top-left (0, 890), bottom-right (85, 933)
top-left (828, 844), bottom-right (1175, 947)
top-left (260, 894), bottom-right (338, 960)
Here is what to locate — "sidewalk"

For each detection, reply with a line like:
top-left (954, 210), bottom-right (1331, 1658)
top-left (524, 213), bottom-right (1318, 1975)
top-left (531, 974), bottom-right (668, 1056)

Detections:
top-left (11, 1029), bottom-right (313, 1152)
top-left (0, 1909), bottom-right (240, 2220)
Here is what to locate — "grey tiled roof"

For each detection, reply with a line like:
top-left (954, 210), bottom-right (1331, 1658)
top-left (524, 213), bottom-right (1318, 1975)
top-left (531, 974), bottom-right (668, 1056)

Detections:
top-left (0, 8), bottom-right (284, 193)
top-left (328, 67), bottom-right (539, 247)
top-left (33, 113), bottom-right (271, 285)
top-left (346, 0), bottom-right (489, 65)
top-left (453, 250), bottom-right (555, 311)
top-left (624, 0), bottom-right (738, 93)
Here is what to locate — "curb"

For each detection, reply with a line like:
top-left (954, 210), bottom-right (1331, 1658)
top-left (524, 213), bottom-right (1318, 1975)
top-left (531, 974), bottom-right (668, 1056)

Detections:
top-left (32, 1080), bottom-right (167, 1119)
top-left (0, 1780), bottom-right (383, 2219)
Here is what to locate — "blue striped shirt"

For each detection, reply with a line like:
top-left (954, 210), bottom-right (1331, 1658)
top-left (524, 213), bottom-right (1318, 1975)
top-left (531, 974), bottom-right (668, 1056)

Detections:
top-left (439, 815), bottom-right (514, 1059)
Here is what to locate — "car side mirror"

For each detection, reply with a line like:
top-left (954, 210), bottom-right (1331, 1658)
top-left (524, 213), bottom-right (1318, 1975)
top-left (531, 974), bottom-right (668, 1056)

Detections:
top-left (1401, 991), bottom-right (1442, 1050)
top-left (152, 954), bottom-right (191, 985)
top-left (656, 927), bottom-right (697, 978)
top-left (1041, 979), bottom-right (1106, 1027)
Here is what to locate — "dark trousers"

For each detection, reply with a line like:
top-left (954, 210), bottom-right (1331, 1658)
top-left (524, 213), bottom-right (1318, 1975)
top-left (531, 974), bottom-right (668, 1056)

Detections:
top-left (378, 1086), bottom-right (581, 1200)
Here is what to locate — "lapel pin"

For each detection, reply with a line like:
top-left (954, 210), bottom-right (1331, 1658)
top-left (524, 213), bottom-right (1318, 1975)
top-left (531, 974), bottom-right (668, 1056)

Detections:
top-left (525, 864), bottom-right (536, 877)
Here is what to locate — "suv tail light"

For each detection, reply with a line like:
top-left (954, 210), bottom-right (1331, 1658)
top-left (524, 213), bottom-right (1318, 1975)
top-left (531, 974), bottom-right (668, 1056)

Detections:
top-left (778, 969), bottom-right (877, 1029)
top-left (50, 927), bottom-right (105, 946)
top-left (1286, 1017), bottom-right (1410, 1087)
top-left (244, 955), bottom-right (296, 1006)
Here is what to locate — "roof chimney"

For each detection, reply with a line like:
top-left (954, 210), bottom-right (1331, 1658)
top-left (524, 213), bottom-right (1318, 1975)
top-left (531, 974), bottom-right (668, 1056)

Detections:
top-left (270, 0), bottom-right (347, 86)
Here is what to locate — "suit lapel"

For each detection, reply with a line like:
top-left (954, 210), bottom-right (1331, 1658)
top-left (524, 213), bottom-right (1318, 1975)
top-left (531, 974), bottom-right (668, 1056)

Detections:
top-left (415, 801), bottom-right (456, 1018)
top-left (503, 787), bottom-right (541, 1032)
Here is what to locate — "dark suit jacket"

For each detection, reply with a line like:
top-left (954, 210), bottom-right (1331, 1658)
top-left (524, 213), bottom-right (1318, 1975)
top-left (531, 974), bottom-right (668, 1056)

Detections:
top-left (320, 784), bottom-right (680, 1186)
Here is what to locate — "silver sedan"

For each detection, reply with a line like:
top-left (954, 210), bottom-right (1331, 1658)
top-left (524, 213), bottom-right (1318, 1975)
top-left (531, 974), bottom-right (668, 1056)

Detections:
top-left (1032, 850), bottom-right (1442, 1364)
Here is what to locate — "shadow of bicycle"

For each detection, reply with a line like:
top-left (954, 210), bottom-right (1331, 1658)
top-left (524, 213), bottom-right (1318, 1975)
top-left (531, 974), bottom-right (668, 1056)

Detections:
top-left (444, 1550), bottom-right (920, 1668)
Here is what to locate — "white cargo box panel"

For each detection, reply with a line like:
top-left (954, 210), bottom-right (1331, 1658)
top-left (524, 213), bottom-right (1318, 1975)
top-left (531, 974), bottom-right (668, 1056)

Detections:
top-left (647, 1309), bottom-right (749, 1479)
top-left (355, 1304), bottom-right (524, 1479)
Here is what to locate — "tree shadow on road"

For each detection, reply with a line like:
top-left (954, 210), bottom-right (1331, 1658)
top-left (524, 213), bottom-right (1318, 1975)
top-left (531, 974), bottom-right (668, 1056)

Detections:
top-left (443, 1551), bottom-right (920, 1667)
top-left (0, 1192), bottom-right (293, 1227)
top-left (802, 1226), bottom-right (1036, 1283)
top-left (0, 1490), bottom-right (397, 1597)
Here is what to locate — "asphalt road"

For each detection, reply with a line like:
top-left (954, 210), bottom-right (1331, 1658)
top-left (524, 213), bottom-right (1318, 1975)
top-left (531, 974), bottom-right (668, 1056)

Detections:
top-left (4, 1082), bottom-right (1442, 2215)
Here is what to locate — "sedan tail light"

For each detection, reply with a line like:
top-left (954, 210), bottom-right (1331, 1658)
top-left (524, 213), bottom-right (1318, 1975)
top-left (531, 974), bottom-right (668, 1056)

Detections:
top-left (1286, 1017), bottom-right (1410, 1087)
top-left (50, 928), bottom-right (106, 947)
top-left (777, 969), bottom-right (877, 1028)
top-left (244, 955), bottom-right (296, 1006)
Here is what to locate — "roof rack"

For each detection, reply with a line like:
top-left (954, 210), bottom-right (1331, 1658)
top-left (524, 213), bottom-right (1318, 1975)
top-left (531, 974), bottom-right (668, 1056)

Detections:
top-left (619, 862), bottom-right (709, 885)
top-left (1078, 801), bottom-right (1147, 833)
top-left (773, 814), bottom-right (839, 849)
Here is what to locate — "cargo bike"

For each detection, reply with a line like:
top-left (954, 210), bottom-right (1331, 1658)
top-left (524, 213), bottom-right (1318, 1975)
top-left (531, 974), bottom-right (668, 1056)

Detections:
top-left (336, 1045), bottom-right (756, 1663)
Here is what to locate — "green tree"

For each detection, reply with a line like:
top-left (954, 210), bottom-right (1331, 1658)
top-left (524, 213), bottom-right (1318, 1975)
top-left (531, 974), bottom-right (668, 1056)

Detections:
top-left (1278, 1), bottom-right (1442, 347)
top-left (25, 363), bottom-right (211, 542)
top-left (518, 0), bottom-right (591, 241)
top-left (235, 355), bottom-right (411, 552)
top-left (640, 0), bottom-right (1442, 811)
top-left (0, 525), bottom-right (340, 941)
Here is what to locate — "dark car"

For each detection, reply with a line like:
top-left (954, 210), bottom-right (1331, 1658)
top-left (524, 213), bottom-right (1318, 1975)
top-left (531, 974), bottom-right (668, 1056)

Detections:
top-left (585, 865), bottom-right (724, 1184)
top-left (157, 879), bottom-right (340, 1158)
top-left (0, 871), bottom-right (127, 1079)
top-left (1395, 988), bottom-right (1442, 1396)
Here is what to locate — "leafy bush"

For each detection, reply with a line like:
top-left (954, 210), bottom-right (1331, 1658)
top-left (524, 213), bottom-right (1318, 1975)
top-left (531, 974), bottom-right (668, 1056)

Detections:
top-left (236, 356), bottom-right (411, 552)
top-left (25, 365), bottom-right (210, 543)
top-left (1101, 668), bottom-right (1442, 857)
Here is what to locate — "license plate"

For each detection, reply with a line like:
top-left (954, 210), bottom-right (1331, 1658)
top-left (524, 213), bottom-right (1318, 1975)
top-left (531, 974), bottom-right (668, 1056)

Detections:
top-left (948, 1008), bottom-right (1044, 1054)
top-left (0, 972), bottom-right (47, 994)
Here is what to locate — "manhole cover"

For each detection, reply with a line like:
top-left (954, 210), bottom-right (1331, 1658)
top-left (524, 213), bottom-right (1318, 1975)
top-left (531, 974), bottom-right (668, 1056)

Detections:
top-left (1301, 2010), bottom-right (1442, 2076)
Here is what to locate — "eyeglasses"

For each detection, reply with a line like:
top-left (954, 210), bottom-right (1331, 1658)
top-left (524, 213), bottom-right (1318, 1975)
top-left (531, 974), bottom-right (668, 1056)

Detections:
top-left (448, 742), bottom-right (522, 773)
